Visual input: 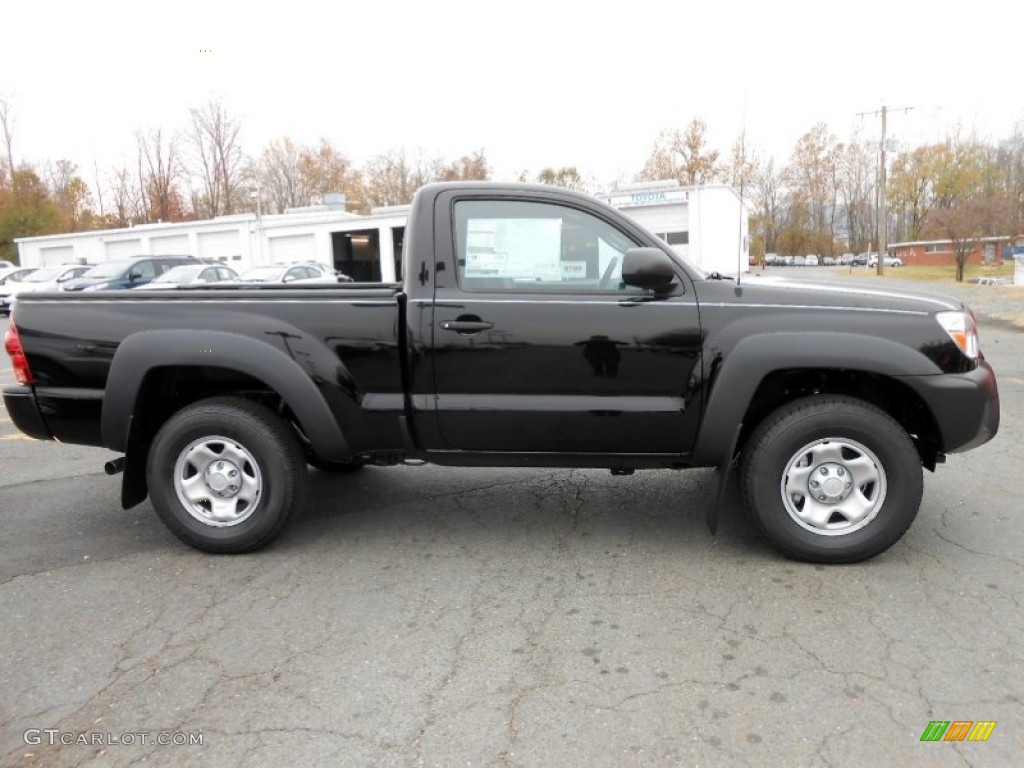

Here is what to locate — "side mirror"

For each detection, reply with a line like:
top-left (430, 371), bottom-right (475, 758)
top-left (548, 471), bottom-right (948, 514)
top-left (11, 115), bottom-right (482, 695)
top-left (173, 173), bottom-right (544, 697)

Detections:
top-left (622, 247), bottom-right (676, 291)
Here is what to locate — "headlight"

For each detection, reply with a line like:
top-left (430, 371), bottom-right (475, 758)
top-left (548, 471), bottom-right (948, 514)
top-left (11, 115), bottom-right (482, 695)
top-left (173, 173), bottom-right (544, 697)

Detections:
top-left (936, 310), bottom-right (979, 360)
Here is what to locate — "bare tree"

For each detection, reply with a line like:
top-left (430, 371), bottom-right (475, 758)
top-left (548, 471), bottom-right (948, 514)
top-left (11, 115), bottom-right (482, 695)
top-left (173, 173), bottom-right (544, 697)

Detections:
top-left (751, 156), bottom-right (785, 257)
top-left (297, 138), bottom-right (366, 212)
top-left (257, 136), bottom-right (303, 213)
top-left (437, 150), bottom-right (490, 182)
top-left (0, 97), bottom-right (14, 187)
top-left (189, 99), bottom-right (244, 217)
top-left (888, 143), bottom-right (956, 242)
top-left (837, 138), bottom-right (875, 251)
top-left (363, 148), bottom-right (438, 208)
top-left (536, 166), bottom-right (583, 189)
top-left (725, 134), bottom-right (756, 193)
top-left (105, 164), bottom-right (145, 227)
top-left (136, 128), bottom-right (183, 222)
top-left (44, 159), bottom-right (93, 231)
top-left (637, 119), bottom-right (721, 186)
top-left (784, 124), bottom-right (841, 256)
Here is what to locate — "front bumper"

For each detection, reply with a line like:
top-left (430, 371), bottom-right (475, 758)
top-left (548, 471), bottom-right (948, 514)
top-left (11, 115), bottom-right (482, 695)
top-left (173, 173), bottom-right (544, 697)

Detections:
top-left (898, 360), bottom-right (1000, 453)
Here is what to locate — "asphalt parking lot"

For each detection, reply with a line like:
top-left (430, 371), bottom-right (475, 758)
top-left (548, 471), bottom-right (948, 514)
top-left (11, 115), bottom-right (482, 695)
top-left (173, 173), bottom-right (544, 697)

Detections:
top-left (1, 277), bottom-right (1022, 766)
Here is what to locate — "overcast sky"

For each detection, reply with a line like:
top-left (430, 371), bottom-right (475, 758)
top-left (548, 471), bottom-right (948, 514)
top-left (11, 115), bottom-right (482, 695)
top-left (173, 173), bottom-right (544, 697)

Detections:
top-left (3, 0), bottom-right (1021, 190)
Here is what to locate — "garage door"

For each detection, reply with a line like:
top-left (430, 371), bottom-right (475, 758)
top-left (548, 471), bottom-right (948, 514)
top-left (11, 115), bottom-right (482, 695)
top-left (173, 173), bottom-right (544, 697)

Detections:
top-left (197, 231), bottom-right (240, 261)
top-left (39, 246), bottom-right (75, 266)
top-left (268, 234), bottom-right (315, 263)
top-left (151, 234), bottom-right (191, 255)
top-left (106, 239), bottom-right (143, 259)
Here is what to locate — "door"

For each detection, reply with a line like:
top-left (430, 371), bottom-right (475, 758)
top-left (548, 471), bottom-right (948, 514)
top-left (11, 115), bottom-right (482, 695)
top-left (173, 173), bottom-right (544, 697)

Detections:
top-left (151, 234), bottom-right (190, 255)
top-left (430, 197), bottom-right (703, 455)
top-left (268, 234), bottom-right (316, 263)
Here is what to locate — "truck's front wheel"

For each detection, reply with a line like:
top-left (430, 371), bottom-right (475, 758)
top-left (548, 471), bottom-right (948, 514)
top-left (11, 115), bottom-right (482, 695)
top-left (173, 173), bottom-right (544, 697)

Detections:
top-left (739, 396), bottom-right (923, 563)
top-left (146, 397), bottom-right (307, 553)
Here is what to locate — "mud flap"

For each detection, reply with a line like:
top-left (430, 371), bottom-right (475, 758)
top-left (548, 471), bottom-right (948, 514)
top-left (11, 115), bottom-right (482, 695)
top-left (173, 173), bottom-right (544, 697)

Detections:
top-left (120, 414), bottom-right (149, 509)
top-left (708, 423), bottom-right (743, 535)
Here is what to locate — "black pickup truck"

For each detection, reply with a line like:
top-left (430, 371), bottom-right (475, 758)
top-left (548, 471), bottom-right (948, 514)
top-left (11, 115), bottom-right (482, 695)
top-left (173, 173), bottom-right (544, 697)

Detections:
top-left (3, 183), bottom-right (1000, 562)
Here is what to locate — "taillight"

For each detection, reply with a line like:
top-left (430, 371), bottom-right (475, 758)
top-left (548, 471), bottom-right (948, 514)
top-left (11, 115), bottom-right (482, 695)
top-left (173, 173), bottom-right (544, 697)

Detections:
top-left (4, 315), bottom-right (35, 385)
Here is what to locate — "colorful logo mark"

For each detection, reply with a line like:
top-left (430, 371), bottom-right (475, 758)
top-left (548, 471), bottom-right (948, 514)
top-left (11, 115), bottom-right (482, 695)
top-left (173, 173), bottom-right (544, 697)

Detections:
top-left (920, 720), bottom-right (996, 742)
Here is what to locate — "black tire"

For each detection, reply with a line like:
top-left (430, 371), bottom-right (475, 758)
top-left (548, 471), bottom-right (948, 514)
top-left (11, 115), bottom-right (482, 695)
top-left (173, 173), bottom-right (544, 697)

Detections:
top-left (146, 397), bottom-right (307, 553)
top-left (739, 395), bottom-right (922, 563)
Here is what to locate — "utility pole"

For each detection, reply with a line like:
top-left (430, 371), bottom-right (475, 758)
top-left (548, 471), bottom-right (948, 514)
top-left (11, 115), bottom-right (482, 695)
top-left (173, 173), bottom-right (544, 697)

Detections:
top-left (877, 105), bottom-right (887, 276)
top-left (858, 104), bottom-right (913, 275)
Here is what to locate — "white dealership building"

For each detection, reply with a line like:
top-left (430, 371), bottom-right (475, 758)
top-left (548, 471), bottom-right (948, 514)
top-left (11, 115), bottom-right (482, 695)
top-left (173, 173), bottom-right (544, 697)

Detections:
top-left (604, 180), bottom-right (750, 274)
top-left (16, 198), bottom-right (412, 283)
top-left (16, 181), bottom-right (749, 279)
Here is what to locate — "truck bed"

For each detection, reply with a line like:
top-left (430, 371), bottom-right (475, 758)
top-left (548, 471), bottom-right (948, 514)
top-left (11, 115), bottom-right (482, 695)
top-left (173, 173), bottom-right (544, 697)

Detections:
top-left (10, 285), bottom-right (407, 454)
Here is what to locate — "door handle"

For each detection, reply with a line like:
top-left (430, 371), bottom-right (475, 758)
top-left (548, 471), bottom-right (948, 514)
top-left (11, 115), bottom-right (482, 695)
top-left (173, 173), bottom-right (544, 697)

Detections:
top-left (440, 319), bottom-right (494, 334)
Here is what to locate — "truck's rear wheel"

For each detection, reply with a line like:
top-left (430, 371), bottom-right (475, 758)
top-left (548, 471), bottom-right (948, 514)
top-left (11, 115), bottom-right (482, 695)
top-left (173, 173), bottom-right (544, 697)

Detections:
top-left (739, 396), bottom-right (922, 563)
top-left (146, 397), bottom-right (307, 553)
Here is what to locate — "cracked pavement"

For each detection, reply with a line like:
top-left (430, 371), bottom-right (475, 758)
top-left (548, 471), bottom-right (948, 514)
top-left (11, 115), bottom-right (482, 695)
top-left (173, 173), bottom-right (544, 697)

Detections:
top-left (1, 327), bottom-right (1022, 767)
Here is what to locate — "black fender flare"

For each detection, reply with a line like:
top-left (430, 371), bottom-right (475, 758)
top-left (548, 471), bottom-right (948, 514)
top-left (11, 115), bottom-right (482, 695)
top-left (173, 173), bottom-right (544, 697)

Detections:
top-left (691, 332), bottom-right (940, 465)
top-left (103, 329), bottom-right (351, 461)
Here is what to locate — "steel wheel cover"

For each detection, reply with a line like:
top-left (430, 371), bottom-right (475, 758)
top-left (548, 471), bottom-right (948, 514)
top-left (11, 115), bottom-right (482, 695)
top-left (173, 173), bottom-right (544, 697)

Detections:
top-left (172, 435), bottom-right (263, 527)
top-left (780, 437), bottom-right (887, 536)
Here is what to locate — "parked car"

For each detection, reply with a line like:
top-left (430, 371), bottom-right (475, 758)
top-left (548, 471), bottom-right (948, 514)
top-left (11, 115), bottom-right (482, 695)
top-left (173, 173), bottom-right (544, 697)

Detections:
top-left (0, 268), bottom-right (39, 314)
top-left (803, 254), bottom-right (819, 266)
top-left (133, 263), bottom-right (240, 290)
top-left (235, 264), bottom-right (339, 285)
top-left (868, 254), bottom-right (903, 268)
top-left (967, 276), bottom-right (1011, 285)
top-left (310, 261), bottom-right (354, 283)
top-left (850, 252), bottom-right (873, 266)
top-left (0, 267), bottom-right (36, 287)
top-left (0, 265), bottom-right (23, 282)
top-left (62, 255), bottom-right (198, 292)
top-left (0, 264), bottom-right (92, 314)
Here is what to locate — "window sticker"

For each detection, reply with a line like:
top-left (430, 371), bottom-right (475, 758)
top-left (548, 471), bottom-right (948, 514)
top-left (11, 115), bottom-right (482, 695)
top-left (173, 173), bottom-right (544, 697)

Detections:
top-left (465, 218), bottom-right (562, 279)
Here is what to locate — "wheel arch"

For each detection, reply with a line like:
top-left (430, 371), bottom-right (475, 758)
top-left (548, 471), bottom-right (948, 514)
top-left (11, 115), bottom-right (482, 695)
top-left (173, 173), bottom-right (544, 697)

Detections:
top-left (692, 332), bottom-right (943, 468)
top-left (105, 330), bottom-right (352, 508)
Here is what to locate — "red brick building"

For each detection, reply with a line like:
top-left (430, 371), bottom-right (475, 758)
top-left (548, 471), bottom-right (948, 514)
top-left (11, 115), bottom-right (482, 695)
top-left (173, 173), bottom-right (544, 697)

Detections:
top-left (889, 237), bottom-right (1008, 267)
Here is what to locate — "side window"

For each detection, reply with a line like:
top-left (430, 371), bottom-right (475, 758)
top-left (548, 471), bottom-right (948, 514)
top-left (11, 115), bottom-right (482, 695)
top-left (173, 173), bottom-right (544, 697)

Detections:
top-left (200, 268), bottom-right (217, 282)
top-left (134, 261), bottom-right (157, 279)
top-left (285, 267), bottom-right (304, 282)
top-left (217, 268), bottom-right (235, 281)
top-left (454, 199), bottom-right (642, 293)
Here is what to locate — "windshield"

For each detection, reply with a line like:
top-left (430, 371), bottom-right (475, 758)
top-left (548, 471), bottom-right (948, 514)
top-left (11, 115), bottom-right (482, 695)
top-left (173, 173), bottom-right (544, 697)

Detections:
top-left (153, 265), bottom-right (203, 283)
top-left (24, 267), bottom-right (63, 282)
top-left (239, 266), bottom-right (283, 281)
top-left (82, 260), bottom-right (134, 279)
